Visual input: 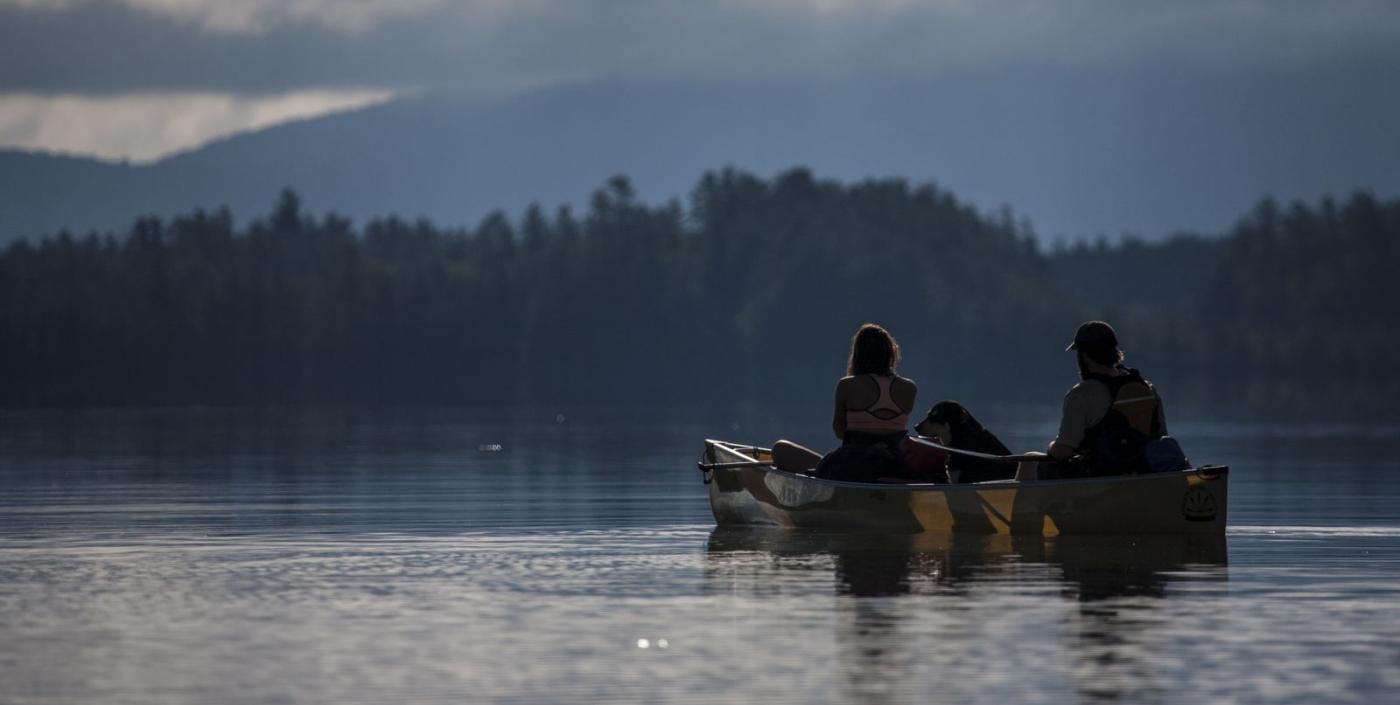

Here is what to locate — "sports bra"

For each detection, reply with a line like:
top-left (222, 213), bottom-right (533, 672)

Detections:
top-left (844, 374), bottom-right (910, 435)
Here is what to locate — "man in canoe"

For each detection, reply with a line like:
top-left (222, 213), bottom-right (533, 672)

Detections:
top-left (1022, 320), bottom-right (1181, 480)
top-left (772, 323), bottom-right (934, 482)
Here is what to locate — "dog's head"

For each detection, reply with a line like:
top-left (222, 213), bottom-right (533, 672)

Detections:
top-left (924, 400), bottom-right (968, 427)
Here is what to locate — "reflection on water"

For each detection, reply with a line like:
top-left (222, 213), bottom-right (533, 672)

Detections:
top-left (705, 529), bottom-right (1228, 704)
top-left (2, 407), bottom-right (1400, 704)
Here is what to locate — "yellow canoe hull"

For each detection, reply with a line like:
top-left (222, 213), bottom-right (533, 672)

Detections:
top-left (702, 439), bottom-right (1227, 535)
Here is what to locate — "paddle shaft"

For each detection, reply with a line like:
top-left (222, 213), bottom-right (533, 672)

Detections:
top-left (699, 438), bottom-right (1044, 472)
top-left (698, 460), bottom-right (773, 471)
top-left (909, 435), bottom-right (1047, 464)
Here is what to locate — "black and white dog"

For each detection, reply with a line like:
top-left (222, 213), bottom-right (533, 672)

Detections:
top-left (916, 401), bottom-right (1017, 484)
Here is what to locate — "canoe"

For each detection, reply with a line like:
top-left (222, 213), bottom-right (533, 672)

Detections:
top-left (699, 439), bottom-right (1228, 535)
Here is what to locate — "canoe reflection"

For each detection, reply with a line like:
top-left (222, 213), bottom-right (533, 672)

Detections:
top-left (704, 528), bottom-right (1227, 703)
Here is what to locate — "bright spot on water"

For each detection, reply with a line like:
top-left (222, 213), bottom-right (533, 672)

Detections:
top-left (658, 639), bottom-right (669, 649)
top-left (477, 444), bottom-right (503, 452)
top-left (555, 413), bottom-right (566, 424)
top-left (636, 638), bottom-right (650, 649)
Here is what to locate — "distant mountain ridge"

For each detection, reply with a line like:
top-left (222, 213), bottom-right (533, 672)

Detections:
top-left (5, 72), bottom-right (1400, 244)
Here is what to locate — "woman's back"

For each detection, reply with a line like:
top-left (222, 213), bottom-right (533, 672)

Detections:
top-left (839, 374), bottom-right (916, 436)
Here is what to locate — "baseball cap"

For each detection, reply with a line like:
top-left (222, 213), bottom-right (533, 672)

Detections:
top-left (1066, 320), bottom-right (1118, 352)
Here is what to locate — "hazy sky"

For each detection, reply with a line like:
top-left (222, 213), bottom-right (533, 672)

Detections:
top-left (3, 0), bottom-right (1398, 162)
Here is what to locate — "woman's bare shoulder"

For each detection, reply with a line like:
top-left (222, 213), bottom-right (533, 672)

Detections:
top-left (891, 375), bottom-right (918, 409)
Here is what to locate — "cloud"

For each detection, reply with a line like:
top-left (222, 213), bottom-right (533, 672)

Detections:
top-left (2, 0), bottom-right (457, 33)
top-left (0, 89), bottom-right (394, 161)
top-left (121, 0), bottom-right (458, 34)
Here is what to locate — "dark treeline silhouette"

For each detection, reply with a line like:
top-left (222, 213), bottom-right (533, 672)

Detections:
top-left (2, 169), bottom-right (1397, 415)
top-left (1048, 193), bottom-right (1400, 414)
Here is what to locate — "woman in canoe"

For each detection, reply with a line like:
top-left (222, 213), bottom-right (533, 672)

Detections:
top-left (773, 323), bottom-right (929, 482)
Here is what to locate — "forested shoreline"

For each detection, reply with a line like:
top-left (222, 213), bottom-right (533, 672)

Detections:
top-left (2, 169), bottom-right (1397, 416)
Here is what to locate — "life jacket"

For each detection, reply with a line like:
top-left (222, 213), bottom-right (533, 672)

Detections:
top-left (844, 374), bottom-right (910, 435)
top-left (1079, 368), bottom-right (1163, 474)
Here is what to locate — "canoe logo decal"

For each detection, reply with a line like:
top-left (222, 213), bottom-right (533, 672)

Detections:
top-left (765, 474), bottom-right (835, 507)
top-left (1181, 487), bottom-right (1218, 522)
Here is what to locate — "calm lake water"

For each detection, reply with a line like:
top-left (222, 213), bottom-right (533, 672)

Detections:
top-left (3, 406), bottom-right (1399, 704)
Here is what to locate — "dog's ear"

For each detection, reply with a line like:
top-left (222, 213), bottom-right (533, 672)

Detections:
top-left (940, 400), bottom-right (970, 425)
